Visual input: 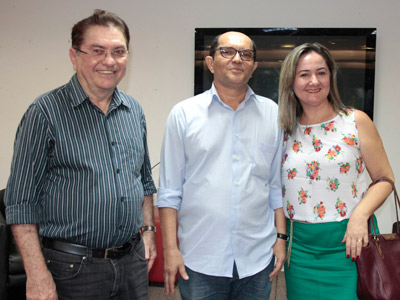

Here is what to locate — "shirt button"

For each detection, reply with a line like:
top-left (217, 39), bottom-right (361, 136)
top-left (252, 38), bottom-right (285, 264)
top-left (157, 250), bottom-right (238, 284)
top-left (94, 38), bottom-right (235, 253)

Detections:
top-left (121, 197), bottom-right (125, 202)
top-left (116, 169), bottom-right (120, 174)
top-left (232, 231), bottom-right (237, 234)
top-left (111, 141), bottom-right (115, 146)
top-left (234, 181), bottom-right (240, 186)
top-left (235, 133), bottom-right (239, 137)
top-left (235, 156), bottom-right (239, 161)
top-left (234, 205), bottom-right (238, 210)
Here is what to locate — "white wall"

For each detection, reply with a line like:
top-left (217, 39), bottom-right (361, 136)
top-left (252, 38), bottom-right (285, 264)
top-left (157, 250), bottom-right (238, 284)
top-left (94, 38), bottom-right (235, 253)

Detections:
top-left (1, 0), bottom-right (399, 232)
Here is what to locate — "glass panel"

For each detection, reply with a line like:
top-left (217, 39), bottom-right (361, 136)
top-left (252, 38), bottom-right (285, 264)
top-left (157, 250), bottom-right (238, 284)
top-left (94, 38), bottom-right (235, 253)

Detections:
top-left (195, 28), bottom-right (376, 120)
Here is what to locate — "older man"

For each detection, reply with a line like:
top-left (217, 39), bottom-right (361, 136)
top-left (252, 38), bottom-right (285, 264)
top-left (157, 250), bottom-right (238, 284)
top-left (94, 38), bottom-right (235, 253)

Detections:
top-left (5, 10), bottom-right (157, 300)
top-left (157, 31), bottom-right (286, 299)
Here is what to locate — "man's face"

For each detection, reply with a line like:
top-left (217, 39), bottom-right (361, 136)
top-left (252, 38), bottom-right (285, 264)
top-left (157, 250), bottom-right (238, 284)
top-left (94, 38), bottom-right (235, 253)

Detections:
top-left (206, 32), bottom-right (258, 90)
top-left (69, 25), bottom-right (128, 99)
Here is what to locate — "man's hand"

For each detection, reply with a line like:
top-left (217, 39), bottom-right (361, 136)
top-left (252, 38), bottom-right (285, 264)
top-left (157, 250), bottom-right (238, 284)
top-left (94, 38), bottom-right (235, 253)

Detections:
top-left (26, 269), bottom-right (58, 300)
top-left (142, 231), bottom-right (157, 272)
top-left (11, 224), bottom-right (58, 300)
top-left (269, 238), bottom-right (286, 281)
top-left (158, 207), bottom-right (186, 295)
top-left (270, 208), bottom-right (287, 281)
top-left (141, 194), bottom-right (157, 271)
top-left (163, 248), bottom-right (188, 295)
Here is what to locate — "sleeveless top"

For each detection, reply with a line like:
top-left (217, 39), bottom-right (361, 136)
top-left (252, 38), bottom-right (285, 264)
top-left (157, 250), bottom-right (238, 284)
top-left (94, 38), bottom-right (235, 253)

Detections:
top-left (282, 109), bottom-right (367, 222)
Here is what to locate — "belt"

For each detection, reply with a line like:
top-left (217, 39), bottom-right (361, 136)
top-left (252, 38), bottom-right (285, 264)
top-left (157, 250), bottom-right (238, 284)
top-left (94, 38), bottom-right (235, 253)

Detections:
top-left (42, 234), bottom-right (141, 259)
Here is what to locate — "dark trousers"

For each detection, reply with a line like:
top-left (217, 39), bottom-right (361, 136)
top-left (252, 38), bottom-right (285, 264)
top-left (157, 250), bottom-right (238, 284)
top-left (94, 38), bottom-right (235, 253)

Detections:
top-left (43, 238), bottom-right (148, 300)
top-left (179, 258), bottom-right (274, 300)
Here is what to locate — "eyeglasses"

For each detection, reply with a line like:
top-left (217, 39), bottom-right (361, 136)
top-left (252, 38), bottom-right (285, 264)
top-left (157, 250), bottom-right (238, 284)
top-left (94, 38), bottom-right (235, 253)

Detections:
top-left (217, 47), bottom-right (255, 61)
top-left (74, 48), bottom-right (129, 60)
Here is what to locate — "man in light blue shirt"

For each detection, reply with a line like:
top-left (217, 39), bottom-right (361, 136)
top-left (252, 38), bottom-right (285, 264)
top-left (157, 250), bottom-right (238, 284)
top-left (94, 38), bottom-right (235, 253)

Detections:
top-left (157, 31), bottom-right (286, 299)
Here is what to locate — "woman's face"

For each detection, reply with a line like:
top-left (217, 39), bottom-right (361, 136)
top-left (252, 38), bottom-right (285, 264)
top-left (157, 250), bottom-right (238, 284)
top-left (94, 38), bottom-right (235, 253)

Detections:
top-left (293, 51), bottom-right (331, 109)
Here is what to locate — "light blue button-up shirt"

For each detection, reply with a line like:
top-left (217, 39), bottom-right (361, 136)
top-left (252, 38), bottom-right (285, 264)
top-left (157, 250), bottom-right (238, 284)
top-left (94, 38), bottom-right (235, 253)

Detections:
top-left (157, 84), bottom-right (283, 278)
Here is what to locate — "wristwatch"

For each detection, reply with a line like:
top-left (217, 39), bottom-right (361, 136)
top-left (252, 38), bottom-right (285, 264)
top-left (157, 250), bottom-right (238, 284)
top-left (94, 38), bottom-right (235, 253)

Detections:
top-left (141, 225), bottom-right (157, 233)
top-left (277, 233), bottom-right (289, 241)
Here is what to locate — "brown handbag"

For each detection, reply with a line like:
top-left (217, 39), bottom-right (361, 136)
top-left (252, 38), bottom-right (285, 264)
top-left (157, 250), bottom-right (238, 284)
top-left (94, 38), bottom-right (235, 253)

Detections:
top-left (356, 177), bottom-right (400, 300)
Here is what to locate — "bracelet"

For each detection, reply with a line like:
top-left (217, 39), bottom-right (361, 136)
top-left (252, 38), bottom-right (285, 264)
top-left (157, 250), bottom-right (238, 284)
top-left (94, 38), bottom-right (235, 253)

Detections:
top-left (277, 233), bottom-right (289, 241)
top-left (141, 225), bottom-right (156, 233)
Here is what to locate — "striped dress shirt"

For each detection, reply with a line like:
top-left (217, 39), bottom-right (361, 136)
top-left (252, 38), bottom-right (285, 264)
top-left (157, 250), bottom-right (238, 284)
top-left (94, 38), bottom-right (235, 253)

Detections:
top-left (5, 74), bottom-right (157, 248)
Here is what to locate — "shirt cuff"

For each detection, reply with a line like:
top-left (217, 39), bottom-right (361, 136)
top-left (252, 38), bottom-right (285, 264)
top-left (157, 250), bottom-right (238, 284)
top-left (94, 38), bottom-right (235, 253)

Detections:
top-left (142, 181), bottom-right (157, 196)
top-left (156, 187), bottom-right (182, 210)
top-left (5, 204), bottom-right (39, 225)
top-left (269, 188), bottom-right (283, 210)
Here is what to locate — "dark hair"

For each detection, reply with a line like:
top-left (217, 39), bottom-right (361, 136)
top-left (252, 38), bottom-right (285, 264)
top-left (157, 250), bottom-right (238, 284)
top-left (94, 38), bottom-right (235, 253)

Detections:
top-left (209, 32), bottom-right (257, 61)
top-left (71, 9), bottom-right (130, 50)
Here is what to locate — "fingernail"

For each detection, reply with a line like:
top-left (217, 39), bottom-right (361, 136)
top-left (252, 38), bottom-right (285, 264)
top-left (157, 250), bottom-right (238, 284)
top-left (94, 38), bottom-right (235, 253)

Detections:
top-left (346, 255), bottom-right (350, 258)
top-left (357, 256), bottom-right (359, 260)
top-left (352, 258), bottom-right (355, 261)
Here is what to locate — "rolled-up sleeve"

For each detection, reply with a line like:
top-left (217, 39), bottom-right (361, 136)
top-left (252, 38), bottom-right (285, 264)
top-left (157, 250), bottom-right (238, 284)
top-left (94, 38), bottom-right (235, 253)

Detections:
top-left (140, 113), bottom-right (157, 196)
top-left (268, 123), bottom-right (284, 210)
top-left (157, 106), bottom-right (186, 211)
top-left (5, 103), bottom-right (51, 224)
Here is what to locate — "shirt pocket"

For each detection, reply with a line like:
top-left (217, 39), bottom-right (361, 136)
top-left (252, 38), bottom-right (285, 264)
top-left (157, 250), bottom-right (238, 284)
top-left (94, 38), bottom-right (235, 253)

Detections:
top-left (250, 141), bottom-right (276, 180)
top-left (121, 137), bottom-right (144, 176)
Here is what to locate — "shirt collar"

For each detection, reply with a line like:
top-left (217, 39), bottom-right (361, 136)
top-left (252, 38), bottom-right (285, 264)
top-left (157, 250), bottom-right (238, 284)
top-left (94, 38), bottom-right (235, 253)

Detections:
top-left (208, 82), bottom-right (258, 109)
top-left (67, 74), bottom-right (131, 109)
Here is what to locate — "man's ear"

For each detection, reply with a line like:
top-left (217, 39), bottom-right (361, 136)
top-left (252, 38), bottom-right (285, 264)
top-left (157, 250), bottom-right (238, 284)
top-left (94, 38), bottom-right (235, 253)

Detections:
top-left (69, 48), bottom-right (78, 71)
top-left (251, 61), bottom-right (258, 76)
top-left (205, 56), bottom-right (215, 74)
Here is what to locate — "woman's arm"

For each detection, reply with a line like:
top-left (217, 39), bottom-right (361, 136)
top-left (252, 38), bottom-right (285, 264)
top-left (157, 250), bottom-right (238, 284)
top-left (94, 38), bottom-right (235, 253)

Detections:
top-left (343, 109), bottom-right (394, 259)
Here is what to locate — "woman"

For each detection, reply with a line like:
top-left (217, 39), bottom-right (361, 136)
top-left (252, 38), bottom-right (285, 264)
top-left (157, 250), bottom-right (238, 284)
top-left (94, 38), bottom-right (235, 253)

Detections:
top-left (279, 42), bottom-right (394, 300)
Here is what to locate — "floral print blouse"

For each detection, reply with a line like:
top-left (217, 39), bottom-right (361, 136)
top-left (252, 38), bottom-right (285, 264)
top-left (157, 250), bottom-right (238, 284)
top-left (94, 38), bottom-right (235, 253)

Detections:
top-left (282, 109), bottom-right (367, 222)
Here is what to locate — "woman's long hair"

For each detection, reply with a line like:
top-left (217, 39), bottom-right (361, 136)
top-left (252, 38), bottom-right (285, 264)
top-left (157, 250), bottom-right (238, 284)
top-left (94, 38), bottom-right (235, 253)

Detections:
top-left (278, 42), bottom-right (347, 134)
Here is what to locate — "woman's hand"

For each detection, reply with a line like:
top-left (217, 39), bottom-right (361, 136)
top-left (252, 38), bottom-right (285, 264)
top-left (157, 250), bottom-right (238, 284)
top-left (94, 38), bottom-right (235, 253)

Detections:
top-left (342, 211), bottom-right (369, 260)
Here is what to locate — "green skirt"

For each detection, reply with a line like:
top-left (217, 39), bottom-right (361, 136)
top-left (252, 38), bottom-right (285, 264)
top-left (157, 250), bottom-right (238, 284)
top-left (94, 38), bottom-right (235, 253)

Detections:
top-left (284, 217), bottom-right (379, 300)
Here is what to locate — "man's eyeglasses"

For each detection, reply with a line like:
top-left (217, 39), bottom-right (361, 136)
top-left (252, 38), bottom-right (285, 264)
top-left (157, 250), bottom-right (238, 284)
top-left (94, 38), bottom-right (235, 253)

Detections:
top-left (74, 48), bottom-right (129, 60)
top-left (217, 47), bottom-right (255, 61)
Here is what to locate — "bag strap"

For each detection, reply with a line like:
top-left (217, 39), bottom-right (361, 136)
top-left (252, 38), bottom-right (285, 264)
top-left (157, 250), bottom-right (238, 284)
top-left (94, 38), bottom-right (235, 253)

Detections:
top-left (368, 177), bottom-right (399, 235)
